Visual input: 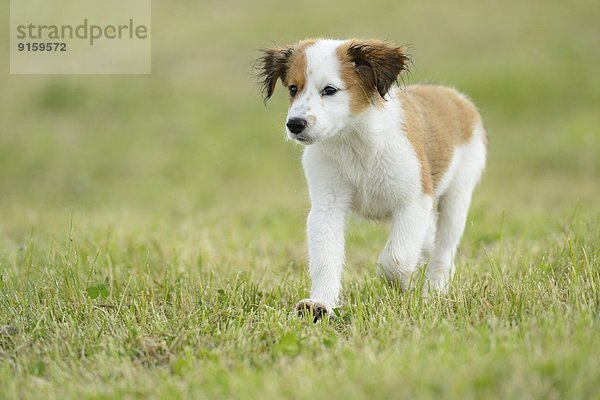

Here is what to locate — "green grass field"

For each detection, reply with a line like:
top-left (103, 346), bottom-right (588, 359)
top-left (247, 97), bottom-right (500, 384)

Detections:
top-left (1, 0), bottom-right (599, 398)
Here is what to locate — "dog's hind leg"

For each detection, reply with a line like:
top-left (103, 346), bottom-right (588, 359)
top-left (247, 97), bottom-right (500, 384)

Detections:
top-left (377, 195), bottom-right (434, 290)
top-left (424, 129), bottom-right (486, 296)
top-left (419, 207), bottom-right (437, 265)
top-left (424, 188), bottom-right (472, 295)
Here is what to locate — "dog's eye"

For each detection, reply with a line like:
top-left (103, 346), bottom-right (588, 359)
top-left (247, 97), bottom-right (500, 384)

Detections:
top-left (321, 85), bottom-right (338, 96)
top-left (289, 85), bottom-right (298, 97)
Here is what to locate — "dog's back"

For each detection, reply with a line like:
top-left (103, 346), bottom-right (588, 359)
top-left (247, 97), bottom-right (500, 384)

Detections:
top-left (399, 84), bottom-right (485, 198)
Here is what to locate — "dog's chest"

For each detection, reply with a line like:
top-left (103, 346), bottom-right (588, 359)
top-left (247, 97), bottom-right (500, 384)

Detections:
top-left (350, 170), bottom-right (396, 220)
top-left (330, 142), bottom-right (416, 220)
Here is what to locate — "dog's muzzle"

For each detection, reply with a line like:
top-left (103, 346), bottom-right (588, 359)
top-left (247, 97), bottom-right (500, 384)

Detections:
top-left (286, 117), bottom-right (307, 135)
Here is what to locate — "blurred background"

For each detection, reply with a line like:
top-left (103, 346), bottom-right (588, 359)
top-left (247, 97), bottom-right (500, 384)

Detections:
top-left (0, 0), bottom-right (598, 272)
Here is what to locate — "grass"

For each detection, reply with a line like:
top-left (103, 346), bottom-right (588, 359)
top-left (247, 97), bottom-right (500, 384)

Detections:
top-left (1, 0), bottom-right (599, 398)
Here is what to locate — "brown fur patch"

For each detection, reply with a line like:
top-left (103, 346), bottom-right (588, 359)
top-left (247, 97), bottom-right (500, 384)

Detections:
top-left (336, 39), bottom-right (410, 113)
top-left (401, 96), bottom-right (434, 195)
top-left (284, 39), bottom-right (317, 103)
top-left (400, 84), bottom-right (482, 194)
top-left (255, 46), bottom-right (293, 102)
top-left (255, 39), bottom-right (317, 102)
top-left (336, 43), bottom-right (378, 113)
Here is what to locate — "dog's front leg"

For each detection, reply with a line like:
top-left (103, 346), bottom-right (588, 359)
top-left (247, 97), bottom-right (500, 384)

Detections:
top-left (378, 195), bottom-right (434, 290)
top-left (296, 199), bottom-right (350, 320)
top-left (296, 153), bottom-right (352, 321)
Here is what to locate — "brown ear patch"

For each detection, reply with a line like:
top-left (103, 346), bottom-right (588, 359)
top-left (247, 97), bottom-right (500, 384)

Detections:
top-left (254, 46), bottom-right (294, 102)
top-left (336, 45), bottom-right (375, 113)
top-left (344, 39), bottom-right (410, 99)
top-left (254, 39), bottom-right (318, 103)
top-left (283, 39), bottom-right (318, 103)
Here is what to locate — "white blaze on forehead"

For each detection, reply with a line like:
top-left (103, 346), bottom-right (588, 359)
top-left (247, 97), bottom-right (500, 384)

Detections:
top-left (304, 40), bottom-right (346, 90)
top-left (286, 39), bottom-right (353, 143)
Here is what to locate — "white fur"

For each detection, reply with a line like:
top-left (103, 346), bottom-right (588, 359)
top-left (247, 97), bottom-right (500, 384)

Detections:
top-left (282, 41), bottom-right (486, 312)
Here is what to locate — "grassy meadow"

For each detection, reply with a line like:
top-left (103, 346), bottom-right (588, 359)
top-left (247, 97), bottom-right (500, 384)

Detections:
top-left (0, 0), bottom-right (599, 398)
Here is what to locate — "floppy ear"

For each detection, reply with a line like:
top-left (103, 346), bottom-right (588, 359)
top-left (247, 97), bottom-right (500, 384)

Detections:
top-left (254, 47), bottom-right (293, 102)
top-left (346, 40), bottom-right (410, 99)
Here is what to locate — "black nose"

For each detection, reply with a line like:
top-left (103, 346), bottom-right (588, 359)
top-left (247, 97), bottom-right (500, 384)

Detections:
top-left (286, 118), bottom-right (307, 134)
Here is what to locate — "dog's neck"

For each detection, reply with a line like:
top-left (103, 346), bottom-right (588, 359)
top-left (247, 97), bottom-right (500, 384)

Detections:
top-left (325, 91), bottom-right (402, 151)
top-left (313, 91), bottom-right (404, 168)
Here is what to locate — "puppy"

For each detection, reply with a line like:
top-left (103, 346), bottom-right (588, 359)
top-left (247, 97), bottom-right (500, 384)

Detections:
top-left (256, 39), bottom-right (487, 320)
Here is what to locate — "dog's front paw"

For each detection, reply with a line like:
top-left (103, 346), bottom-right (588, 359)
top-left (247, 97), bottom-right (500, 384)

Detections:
top-left (295, 299), bottom-right (330, 322)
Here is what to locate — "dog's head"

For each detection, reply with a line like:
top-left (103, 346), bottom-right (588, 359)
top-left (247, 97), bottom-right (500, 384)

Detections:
top-left (255, 39), bottom-right (410, 145)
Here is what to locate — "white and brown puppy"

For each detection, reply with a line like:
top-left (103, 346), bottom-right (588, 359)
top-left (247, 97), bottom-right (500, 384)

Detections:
top-left (256, 38), bottom-right (487, 320)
